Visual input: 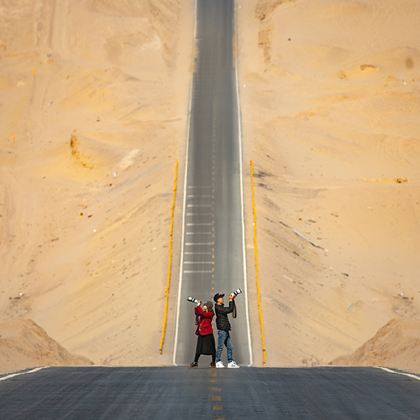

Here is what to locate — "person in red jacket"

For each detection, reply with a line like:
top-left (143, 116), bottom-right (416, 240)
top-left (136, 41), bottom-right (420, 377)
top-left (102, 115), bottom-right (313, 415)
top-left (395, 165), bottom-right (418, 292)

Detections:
top-left (190, 301), bottom-right (216, 368)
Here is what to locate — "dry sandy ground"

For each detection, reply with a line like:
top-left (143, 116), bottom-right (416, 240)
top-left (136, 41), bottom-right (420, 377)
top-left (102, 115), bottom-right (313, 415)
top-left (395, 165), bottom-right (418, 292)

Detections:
top-left (238, 0), bottom-right (420, 371)
top-left (0, 0), bottom-right (193, 372)
top-left (332, 318), bottom-right (420, 374)
top-left (0, 318), bottom-right (91, 372)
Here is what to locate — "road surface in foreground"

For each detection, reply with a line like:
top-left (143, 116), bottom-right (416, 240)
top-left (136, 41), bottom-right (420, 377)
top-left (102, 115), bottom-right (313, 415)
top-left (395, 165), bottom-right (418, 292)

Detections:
top-left (1, 367), bottom-right (419, 419)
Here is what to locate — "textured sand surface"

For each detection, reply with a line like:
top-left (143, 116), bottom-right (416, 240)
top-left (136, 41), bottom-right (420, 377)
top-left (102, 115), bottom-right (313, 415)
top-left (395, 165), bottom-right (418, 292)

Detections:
top-left (0, 319), bottom-right (91, 374)
top-left (331, 318), bottom-right (420, 374)
top-left (0, 0), bottom-right (193, 368)
top-left (238, 0), bottom-right (420, 371)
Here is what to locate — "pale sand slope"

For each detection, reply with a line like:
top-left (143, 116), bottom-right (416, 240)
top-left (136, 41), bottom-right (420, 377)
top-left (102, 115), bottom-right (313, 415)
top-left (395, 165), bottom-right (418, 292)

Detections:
top-left (238, 0), bottom-right (420, 370)
top-left (331, 319), bottom-right (420, 374)
top-left (0, 0), bottom-right (193, 367)
top-left (0, 319), bottom-right (91, 374)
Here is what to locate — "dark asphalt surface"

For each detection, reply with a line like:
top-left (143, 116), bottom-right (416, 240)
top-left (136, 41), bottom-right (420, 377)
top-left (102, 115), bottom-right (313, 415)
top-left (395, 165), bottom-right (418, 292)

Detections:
top-left (174, 0), bottom-right (251, 366)
top-left (1, 367), bottom-right (420, 419)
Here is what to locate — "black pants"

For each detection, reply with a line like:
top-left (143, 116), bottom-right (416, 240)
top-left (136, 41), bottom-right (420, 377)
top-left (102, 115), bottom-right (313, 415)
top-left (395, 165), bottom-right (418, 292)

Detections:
top-left (194, 353), bottom-right (216, 363)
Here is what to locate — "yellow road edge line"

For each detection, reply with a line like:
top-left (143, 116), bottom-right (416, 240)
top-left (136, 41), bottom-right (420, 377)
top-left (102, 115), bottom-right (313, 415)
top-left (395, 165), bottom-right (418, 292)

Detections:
top-left (159, 160), bottom-right (179, 354)
top-left (250, 160), bottom-right (267, 366)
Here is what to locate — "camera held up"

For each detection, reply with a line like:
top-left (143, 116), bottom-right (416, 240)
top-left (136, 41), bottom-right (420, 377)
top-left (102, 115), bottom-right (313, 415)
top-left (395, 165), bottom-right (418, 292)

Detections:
top-left (231, 288), bottom-right (242, 297)
top-left (187, 296), bottom-right (200, 304)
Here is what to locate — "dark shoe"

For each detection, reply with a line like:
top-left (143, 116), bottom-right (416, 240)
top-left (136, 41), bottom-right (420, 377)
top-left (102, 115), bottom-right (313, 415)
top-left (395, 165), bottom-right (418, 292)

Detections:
top-left (190, 362), bottom-right (198, 368)
top-left (209, 362), bottom-right (216, 368)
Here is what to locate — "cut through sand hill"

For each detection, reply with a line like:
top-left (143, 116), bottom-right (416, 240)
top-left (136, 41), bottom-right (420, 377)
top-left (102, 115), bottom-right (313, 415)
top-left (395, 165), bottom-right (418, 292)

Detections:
top-left (0, 0), bottom-right (193, 368)
top-left (2, 0), bottom-right (420, 374)
top-left (238, 0), bottom-right (420, 371)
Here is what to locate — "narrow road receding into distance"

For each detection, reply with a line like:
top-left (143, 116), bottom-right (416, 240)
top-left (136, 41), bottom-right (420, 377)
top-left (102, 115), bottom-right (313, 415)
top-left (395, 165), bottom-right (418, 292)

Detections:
top-left (173, 0), bottom-right (251, 366)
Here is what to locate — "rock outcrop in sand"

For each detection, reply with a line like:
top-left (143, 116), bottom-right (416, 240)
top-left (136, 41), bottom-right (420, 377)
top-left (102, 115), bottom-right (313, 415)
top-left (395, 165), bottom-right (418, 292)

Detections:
top-left (331, 319), bottom-right (420, 374)
top-left (238, 0), bottom-right (420, 370)
top-left (0, 0), bottom-right (193, 369)
top-left (0, 319), bottom-right (91, 374)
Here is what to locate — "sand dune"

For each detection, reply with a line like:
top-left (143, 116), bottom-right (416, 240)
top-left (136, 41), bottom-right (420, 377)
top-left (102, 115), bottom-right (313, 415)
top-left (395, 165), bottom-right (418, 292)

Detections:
top-left (331, 319), bottom-right (420, 374)
top-left (238, 0), bottom-right (420, 371)
top-left (0, 0), bottom-right (193, 368)
top-left (0, 318), bottom-right (91, 374)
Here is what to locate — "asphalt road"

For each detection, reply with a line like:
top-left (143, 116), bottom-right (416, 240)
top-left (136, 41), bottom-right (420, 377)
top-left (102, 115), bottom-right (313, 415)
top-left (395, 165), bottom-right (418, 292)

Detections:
top-left (1, 367), bottom-right (420, 419)
top-left (174, 0), bottom-right (251, 366)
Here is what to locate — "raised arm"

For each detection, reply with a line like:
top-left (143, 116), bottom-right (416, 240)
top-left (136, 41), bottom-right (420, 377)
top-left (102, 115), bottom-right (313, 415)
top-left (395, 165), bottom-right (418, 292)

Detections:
top-left (195, 305), bottom-right (214, 319)
top-left (215, 300), bottom-right (235, 315)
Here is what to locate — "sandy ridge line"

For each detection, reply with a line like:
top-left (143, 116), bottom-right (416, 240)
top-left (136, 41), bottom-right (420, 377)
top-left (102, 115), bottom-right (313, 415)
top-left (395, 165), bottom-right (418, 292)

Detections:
top-left (377, 367), bottom-right (420, 381)
top-left (0, 367), bottom-right (46, 382)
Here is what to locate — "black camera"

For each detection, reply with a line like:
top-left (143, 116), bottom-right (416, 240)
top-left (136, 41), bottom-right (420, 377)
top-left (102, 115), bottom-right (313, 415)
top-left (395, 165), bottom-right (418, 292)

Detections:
top-left (231, 288), bottom-right (242, 297)
top-left (187, 296), bottom-right (200, 304)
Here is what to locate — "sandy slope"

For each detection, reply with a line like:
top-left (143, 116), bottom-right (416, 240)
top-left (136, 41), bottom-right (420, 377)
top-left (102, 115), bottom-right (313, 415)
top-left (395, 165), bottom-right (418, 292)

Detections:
top-left (238, 0), bottom-right (420, 370)
top-left (0, 319), bottom-right (91, 374)
top-left (0, 0), bottom-right (193, 367)
top-left (331, 319), bottom-right (420, 374)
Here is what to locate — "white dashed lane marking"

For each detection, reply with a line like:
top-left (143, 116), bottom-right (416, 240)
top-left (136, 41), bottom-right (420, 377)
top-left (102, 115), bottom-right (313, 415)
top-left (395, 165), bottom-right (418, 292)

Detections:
top-left (187, 204), bottom-right (213, 208)
top-left (187, 223), bottom-right (213, 226)
top-left (187, 195), bottom-right (213, 198)
top-left (184, 270), bottom-right (213, 274)
top-left (185, 242), bottom-right (215, 246)
top-left (186, 232), bottom-right (213, 236)
top-left (187, 186), bottom-right (212, 189)
top-left (184, 261), bottom-right (214, 264)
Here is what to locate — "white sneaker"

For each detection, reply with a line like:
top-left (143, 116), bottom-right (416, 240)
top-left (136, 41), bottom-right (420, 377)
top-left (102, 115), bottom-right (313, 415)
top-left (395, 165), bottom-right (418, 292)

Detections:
top-left (227, 361), bottom-right (240, 368)
top-left (215, 361), bottom-right (225, 368)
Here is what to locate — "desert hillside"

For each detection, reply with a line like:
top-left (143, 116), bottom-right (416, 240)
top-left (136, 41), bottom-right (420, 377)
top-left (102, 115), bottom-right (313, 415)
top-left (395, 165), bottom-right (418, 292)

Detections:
top-left (331, 319), bottom-right (420, 373)
top-left (238, 0), bottom-right (420, 371)
top-left (0, 0), bottom-right (193, 369)
top-left (0, 318), bottom-right (91, 373)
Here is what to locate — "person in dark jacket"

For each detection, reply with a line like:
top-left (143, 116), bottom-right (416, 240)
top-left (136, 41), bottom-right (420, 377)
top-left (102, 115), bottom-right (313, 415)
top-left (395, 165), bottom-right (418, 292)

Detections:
top-left (214, 292), bottom-right (239, 368)
top-left (190, 301), bottom-right (216, 368)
